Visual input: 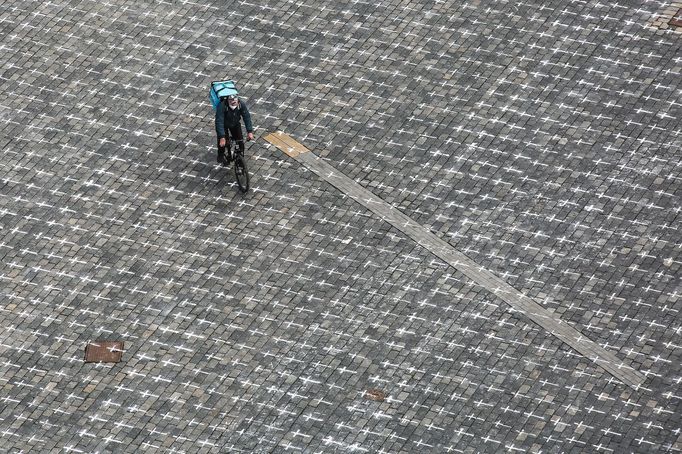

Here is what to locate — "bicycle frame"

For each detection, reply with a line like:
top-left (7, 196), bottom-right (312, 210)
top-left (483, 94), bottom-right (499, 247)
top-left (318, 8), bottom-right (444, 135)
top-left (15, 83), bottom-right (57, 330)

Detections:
top-left (227, 137), bottom-right (246, 159)
top-left (225, 136), bottom-right (250, 193)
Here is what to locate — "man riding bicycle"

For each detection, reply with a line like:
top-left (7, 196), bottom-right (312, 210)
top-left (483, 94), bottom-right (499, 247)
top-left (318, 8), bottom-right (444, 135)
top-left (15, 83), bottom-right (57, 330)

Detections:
top-left (215, 94), bottom-right (254, 165)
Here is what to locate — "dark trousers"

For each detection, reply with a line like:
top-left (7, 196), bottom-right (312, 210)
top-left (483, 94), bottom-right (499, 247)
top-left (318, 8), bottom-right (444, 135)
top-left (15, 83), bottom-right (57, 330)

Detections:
top-left (217, 125), bottom-right (244, 155)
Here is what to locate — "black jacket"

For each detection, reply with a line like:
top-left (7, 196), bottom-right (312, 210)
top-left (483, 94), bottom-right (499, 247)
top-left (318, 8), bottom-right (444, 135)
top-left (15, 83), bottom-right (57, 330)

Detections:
top-left (215, 99), bottom-right (253, 138)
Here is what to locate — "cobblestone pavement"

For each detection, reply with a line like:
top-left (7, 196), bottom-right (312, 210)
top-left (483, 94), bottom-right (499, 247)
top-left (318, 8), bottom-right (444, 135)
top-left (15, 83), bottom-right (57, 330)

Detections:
top-left (0, 0), bottom-right (680, 453)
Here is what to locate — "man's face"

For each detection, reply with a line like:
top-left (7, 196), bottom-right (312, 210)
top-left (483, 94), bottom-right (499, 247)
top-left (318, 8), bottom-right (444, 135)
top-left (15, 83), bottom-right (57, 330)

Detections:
top-left (228, 96), bottom-right (238, 108)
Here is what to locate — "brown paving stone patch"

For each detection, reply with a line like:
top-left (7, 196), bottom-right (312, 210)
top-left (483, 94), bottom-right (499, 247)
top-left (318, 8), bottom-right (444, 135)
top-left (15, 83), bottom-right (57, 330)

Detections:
top-left (84, 341), bottom-right (124, 363)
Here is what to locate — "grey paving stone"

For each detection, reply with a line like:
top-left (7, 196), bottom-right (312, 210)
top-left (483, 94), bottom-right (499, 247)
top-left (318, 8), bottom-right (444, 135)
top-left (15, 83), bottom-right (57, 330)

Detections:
top-left (0, 0), bottom-right (681, 453)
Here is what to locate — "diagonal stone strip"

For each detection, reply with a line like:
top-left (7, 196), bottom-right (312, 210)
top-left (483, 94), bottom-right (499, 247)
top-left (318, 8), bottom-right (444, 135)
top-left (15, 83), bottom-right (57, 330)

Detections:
top-left (263, 130), bottom-right (308, 157)
top-left (264, 132), bottom-right (647, 389)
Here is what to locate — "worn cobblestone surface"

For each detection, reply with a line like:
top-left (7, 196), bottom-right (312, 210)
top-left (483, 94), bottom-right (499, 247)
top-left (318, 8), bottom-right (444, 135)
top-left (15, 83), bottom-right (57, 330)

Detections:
top-left (1, 0), bottom-right (680, 453)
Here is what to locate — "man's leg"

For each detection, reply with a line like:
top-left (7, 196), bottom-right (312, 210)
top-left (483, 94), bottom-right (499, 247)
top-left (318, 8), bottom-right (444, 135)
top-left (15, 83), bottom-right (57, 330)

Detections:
top-left (229, 125), bottom-right (245, 156)
top-left (224, 129), bottom-right (235, 164)
top-left (216, 137), bottom-right (226, 165)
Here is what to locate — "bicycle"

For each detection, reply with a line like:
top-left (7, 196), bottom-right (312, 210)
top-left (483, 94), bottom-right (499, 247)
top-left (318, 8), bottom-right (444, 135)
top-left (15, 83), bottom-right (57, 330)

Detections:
top-left (223, 137), bottom-right (250, 193)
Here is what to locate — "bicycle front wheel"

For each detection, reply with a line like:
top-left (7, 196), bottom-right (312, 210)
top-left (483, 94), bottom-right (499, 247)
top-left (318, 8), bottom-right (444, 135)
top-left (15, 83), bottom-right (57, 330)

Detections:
top-left (234, 154), bottom-right (250, 193)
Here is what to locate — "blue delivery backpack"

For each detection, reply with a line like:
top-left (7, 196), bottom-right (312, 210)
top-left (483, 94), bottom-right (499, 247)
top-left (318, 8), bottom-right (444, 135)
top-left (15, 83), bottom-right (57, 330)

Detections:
top-left (209, 80), bottom-right (239, 111)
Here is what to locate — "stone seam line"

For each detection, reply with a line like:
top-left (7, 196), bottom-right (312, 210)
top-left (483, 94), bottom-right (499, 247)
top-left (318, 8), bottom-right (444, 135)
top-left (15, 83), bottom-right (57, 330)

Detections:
top-left (263, 132), bottom-right (646, 389)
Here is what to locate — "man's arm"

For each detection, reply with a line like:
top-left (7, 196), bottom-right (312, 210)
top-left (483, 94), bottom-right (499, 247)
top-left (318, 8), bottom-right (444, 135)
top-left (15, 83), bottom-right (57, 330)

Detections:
top-left (240, 101), bottom-right (253, 133)
top-left (215, 101), bottom-right (226, 139)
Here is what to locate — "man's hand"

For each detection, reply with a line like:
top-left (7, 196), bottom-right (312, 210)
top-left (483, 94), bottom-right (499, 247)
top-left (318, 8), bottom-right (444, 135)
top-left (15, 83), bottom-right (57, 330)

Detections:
top-left (219, 137), bottom-right (226, 147)
top-left (247, 132), bottom-right (254, 141)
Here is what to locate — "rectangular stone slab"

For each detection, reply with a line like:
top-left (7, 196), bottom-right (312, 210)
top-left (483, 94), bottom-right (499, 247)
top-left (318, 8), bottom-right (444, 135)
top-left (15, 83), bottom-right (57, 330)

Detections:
top-left (84, 341), bottom-right (124, 363)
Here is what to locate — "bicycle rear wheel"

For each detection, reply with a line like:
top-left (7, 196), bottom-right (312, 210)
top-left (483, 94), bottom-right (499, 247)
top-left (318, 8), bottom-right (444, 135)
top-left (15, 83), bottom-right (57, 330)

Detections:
top-left (234, 154), bottom-right (249, 193)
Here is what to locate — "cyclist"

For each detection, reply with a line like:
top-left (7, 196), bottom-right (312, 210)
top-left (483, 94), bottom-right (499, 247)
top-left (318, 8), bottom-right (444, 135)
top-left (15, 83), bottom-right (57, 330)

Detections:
top-left (215, 94), bottom-right (254, 165)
